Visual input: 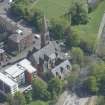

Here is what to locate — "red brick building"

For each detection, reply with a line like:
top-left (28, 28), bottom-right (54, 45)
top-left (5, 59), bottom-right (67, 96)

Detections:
top-left (7, 28), bottom-right (33, 53)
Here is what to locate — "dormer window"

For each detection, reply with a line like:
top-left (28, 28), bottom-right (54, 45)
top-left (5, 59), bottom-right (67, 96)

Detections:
top-left (67, 65), bottom-right (70, 70)
top-left (56, 72), bottom-right (59, 76)
top-left (59, 75), bottom-right (61, 79)
top-left (60, 67), bottom-right (63, 74)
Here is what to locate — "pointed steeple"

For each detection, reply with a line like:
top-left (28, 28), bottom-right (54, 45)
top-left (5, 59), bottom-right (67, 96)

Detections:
top-left (41, 16), bottom-right (50, 48)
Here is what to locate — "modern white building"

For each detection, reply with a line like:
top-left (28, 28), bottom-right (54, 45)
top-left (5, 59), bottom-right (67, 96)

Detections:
top-left (5, 59), bottom-right (37, 86)
top-left (5, 63), bottom-right (26, 86)
top-left (0, 59), bottom-right (37, 95)
top-left (0, 72), bottom-right (18, 95)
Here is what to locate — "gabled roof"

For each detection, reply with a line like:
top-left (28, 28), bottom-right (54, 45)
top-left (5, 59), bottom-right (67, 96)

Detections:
top-left (51, 60), bottom-right (72, 78)
top-left (31, 41), bottom-right (62, 64)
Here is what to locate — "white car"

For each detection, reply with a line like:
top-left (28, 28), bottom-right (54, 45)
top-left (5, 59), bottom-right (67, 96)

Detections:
top-left (34, 34), bottom-right (40, 39)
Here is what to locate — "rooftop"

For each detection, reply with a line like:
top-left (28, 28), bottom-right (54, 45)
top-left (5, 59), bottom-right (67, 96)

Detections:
top-left (5, 63), bottom-right (25, 78)
top-left (5, 59), bottom-right (36, 78)
top-left (0, 72), bottom-right (17, 87)
top-left (19, 59), bottom-right (37, 73)
top-left (0, 14), bottom-right (32, 42)
top-left (51, 60), bottom-right (72, 78)
top-left (30, 41), bottom-right (64, 64)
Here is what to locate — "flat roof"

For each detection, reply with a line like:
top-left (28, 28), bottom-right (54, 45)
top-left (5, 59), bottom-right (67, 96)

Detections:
top-left (5, 63), bottom-right (25, 78)
top-left (19, 59), bottom-right (37, 73)
top-left (0, 72), bottom-right (17, 87)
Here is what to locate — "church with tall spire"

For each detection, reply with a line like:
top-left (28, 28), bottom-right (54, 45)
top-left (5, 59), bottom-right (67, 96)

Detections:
top-left (41, 16), bottom-right (50, 48)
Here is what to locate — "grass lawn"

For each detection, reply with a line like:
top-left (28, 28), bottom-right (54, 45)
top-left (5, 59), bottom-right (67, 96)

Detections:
top-left (74, 0), bottom-right (105, 41)
top-left (33, 0), bottom-right (105, 41)
top-left (34, 0), bottom-right (85, 19)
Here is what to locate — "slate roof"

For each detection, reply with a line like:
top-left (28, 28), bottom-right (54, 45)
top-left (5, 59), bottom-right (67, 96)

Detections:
top-left (30, 41), bottom-right (64, 64)
top-left (51, 60), bottom-right (72, 79)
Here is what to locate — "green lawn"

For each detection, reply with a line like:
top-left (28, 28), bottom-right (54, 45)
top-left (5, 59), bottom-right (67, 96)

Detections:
top-left (33, 0), bottom-right (105, 41)
top-left (35, 0), bottom-right (72, 19)
top-left (33, 0), bottom-right (85, 19)
top-left (74, 0), bottom-right (105, 41)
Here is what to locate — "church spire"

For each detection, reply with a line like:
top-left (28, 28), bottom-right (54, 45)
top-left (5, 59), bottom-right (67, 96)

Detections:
top-left (41, 16), bottom-right (50, 48)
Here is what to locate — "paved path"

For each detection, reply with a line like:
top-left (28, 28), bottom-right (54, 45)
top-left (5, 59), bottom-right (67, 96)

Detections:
top-left (56, 91), bottom-right (89, 105)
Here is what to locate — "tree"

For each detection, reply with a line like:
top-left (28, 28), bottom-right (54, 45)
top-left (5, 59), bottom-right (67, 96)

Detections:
top-left (13, 92), bottom-right (26, 105)
top-left (65, 28), bottom-right (80, 48)
top-left (7, 92), bottom-right (26, 105)
top-left (24, 91), bottom-right (32, 104)
top-left (10, 0), bottom-right (30, 19)
top-left (27, 7), bottom-right (44, 32)
top-left (85, 76), bottom-right (98, 94)
top-left (48, 77), bottom-right (64, 99)
top-left (96, 96), bottom-right (105, 105)
top-left (10, 0), bottom-right (44, 32)
top-left (49, 18), bottom-right (69, 40)
top-left (32, 78), bottom-right (51, 101)
top-left (68, 1), bottom-right (88, 25)
top-left (7, 94), bottom-right (14, 105)
top-left (71, 47), bottom-right (84, 65)
top-left (80, 37), bottom-right (96, 54)
top-left (84, 61), bottom-right (105, 95)
top-left (67, 64), bottom-right (80, 89)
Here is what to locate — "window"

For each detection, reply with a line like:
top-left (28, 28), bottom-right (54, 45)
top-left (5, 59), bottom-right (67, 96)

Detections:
top-left (67, 65), bottom-right (70, 70)
top-left (60, 67), bottom-right (64, 74)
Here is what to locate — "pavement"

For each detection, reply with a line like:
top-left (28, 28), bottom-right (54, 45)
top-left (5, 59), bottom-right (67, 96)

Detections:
top-left (56, 91), bottom-right (89, 105)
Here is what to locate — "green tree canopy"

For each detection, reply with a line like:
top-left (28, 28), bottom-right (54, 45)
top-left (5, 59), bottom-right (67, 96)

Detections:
top-left (85, 76), bottom-right (98, 93)
top-left (48, 77), bottom-right (64, 99)
top-left (32, 78), bottom-right (51, 101)
top-left (68, 1), bottom-right (88, 25)
top-left (10, 0), bottom-right (44, 32)
top-left (65, 28), bottom-right (80, 48)
top-left (84, 61), bottom-right (105, 95)
top-left (49, 18), bottom-right (69, 40)
top-left (96, 96), bottom-right (105, 105)
top-left (71, 47), bottom-right (84, 65)
top-left (7, 92), bottom-right (26, 105)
